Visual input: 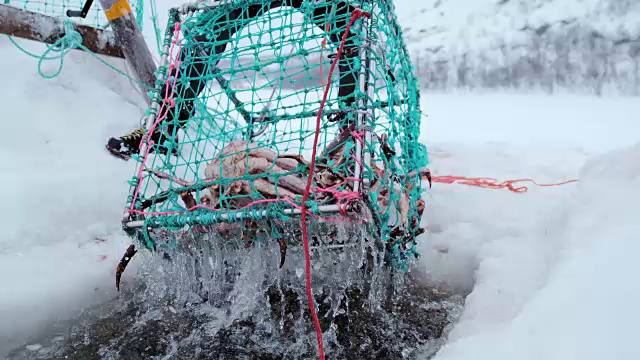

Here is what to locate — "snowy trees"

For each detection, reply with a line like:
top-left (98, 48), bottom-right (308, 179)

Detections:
top-left (411, 23), bottom-right (640, 96)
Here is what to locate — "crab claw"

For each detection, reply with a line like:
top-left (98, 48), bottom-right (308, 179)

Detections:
top-left (180, 191), bottom-right (197, 209)
top-left (417, 199), bottom-right (425, 216)
top-left (278, 238), bottom-right (287, 269)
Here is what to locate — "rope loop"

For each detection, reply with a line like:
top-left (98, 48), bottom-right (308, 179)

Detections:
top-left (38, 20), bottom-right (83, 79)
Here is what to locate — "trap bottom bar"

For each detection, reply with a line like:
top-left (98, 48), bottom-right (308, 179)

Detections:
top-left (124, 203), bottom-right (345, 229)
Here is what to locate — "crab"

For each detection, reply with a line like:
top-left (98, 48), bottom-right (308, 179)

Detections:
top-left (193, 134), bottom-right (423, 226)
top-left (366, 134), bottom-right (429, 251)
top-left (140, 133), bottom-right (426, 267)
top-left (199, 139), bottom-right (351, 209)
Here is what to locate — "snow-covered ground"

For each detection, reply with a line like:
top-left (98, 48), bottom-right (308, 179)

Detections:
top-left (2, 0), bottom-right (640, 358)
top-left (0, 35), bottom-right (148, 354)
top-left (421, 141), bottom-right (640, 360)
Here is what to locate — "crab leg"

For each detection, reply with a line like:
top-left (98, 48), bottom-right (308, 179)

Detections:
top-left (247, 157), bottom-right (309, 194)
top-left (115, 244), bottom-right (137, 291)
top-left (249, 148), bottom-right (307, 171)
top-left (253, 178), bottom-right (299, 199)
top-left (224, 180), bottom-right (254, 208)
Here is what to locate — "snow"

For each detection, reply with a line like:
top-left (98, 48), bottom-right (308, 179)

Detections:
top-left (420, 93), bottom-right (640, 153)
top-left (422, 143), bottom-right (640, 360)
top-left (394, 0), bottom-right (640, 96)
top-left (2, 0), bottom-right (640, 358)
top-left (0, 35), bottom-right (147, 353)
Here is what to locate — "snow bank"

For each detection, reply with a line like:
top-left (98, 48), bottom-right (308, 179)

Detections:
top-left (419, 143), bottom-right (640, 360)
top-left (420, 93), bottom-right (640, 153)
top-left (0, 36), bottom-right (148, 354)
top-left (395, 0), bottom-right (640, 95)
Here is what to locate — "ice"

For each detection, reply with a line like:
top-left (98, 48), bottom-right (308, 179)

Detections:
top-left (24, 344), bottom-right (41, 352)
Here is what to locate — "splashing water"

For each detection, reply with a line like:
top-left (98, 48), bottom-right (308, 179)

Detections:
top-left (7, 220), bottom-right (464, 359)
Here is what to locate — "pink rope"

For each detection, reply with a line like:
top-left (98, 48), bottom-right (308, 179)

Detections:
top-left (351, 153), bottom-right (365, 173)
top-left (128, 22), bottom-right (183, 213)
top-left (315, 177), bottom-right (362, 217)
top-left (350, 130), bottom-right (365, 146)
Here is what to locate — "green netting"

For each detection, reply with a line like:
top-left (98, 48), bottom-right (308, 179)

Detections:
top-left (124, 0), bottom-right (428, 264)
top-left (2, 0), bottom-right (145, 29)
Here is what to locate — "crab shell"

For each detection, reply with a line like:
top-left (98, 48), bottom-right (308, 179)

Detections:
top-left (200, 140), bottom-right (414, 226)
top-left (201, 141), bottom-right (311, 208)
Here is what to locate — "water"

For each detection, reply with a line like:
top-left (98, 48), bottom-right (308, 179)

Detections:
top-left (7, 220), bottom-right (464, 359)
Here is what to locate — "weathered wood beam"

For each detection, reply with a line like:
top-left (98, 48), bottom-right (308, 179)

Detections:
top-left (0, 4), bottom-right (124, 58)
top-left (98, 0), bottom-right (158, 103)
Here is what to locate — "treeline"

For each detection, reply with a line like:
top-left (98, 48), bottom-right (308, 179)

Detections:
top-left (410, 23), bottom-right (640, 96)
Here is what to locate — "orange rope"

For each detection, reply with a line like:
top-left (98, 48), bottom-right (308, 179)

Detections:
top-left (429, 175), bottom-right (578, 193)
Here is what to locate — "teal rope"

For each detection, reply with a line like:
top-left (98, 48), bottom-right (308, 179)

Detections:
top-left (148, 0), bottom-right (163, 53)
top-left (6, 21), bottom-right (153, 90)
top-left (38, 20), bottom-right (83, 79)
top-left (5, 0), bottom-right (152, 86)
top-left (6, 30), bottom-right (78, 79)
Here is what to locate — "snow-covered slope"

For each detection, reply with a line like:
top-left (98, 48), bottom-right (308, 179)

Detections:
top-left (394, 0), bottom-right (640, 95)
top-left (396, 0), bottom-right (640, 52)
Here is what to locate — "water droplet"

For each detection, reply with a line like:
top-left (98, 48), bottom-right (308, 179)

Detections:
top-left (26, 344), bottom-right (42, 351)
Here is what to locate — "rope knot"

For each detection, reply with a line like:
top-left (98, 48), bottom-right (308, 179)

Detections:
top-left (36, 20), bottom-right (84, 79)
top-left (56, 22), bottom-right (83, 51)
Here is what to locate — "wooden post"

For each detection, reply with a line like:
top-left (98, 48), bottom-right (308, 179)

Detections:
top-left (98, 0), bottom-right (158, 103)
top-left (0, 4), bottom-right (124, 58)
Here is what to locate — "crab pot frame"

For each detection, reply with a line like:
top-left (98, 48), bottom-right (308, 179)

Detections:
top-left (121, 0), bottom-right (426, 264)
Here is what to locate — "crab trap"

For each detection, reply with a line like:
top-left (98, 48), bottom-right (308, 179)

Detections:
top-left (122, 0), bottom-right (429, 265)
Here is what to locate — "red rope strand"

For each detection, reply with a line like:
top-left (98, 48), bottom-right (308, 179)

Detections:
top-left (301, 9), bottom-right (371, 360)
top-left (430, 175), bottom-right (578, 193)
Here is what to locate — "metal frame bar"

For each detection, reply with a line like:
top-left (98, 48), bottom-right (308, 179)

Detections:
top-left (124, 204), bottom-right (344, 229)
top-left (352, 6), bottom-right (373, 192)
top-left (361, 2), bottom-right (376, 188)
top-left (177, 0), bottom-right (361, 15)
top-left (122, 10), bottom-right (178, 225)
top-left (178, 0), bottom-right (225, 14)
